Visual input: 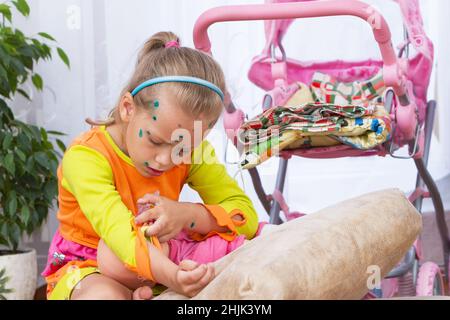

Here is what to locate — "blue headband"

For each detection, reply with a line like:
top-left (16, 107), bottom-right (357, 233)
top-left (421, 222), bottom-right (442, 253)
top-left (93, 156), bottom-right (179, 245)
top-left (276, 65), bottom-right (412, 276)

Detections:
top-left (131, 76), bottom-right (224, 101)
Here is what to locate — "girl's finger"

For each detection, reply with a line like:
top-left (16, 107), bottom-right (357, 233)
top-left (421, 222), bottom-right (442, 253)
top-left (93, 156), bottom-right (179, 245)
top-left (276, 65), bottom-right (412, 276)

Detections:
top-left (144, 218), bottom-right (166, 237)
top-left (185, 265), bottom-right (215, 297)
top-left (181, 264), bottom-right (208, 284)
top-left (192, 264), bottom-right (215, 290)
top-left (198, 264), bottom-right (215, 285)
top-left (137, 192), bottom-right (160, 205)
top-left (179, 260), bottom-right (199, 271)
top-left (135, 207), bottom-right (160, 224)
top-left (183, 267), bottom-right (213, 297)
top-left (158, 232), bottom-right (175, 243)
top-left (182, 284), bottom-right (203, 298)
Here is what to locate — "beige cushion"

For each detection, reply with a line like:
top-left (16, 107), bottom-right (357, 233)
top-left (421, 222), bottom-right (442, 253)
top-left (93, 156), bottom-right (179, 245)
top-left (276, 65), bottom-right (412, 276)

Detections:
top-left (155, 188), bottom-right (422, 300)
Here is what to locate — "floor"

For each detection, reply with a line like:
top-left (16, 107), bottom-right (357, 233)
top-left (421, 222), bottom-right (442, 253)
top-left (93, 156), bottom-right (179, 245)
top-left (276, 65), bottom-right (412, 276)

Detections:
top-left (418, 174), bottom-right (450, 267)
top-left (34, 285), bottom-right (47, 300)
top-left (415, 174), bottom-right (450, 296)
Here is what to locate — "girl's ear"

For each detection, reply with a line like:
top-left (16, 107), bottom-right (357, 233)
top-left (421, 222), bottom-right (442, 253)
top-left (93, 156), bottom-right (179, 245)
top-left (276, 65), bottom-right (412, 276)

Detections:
top-left (118, 92), bottom-right (136, 123)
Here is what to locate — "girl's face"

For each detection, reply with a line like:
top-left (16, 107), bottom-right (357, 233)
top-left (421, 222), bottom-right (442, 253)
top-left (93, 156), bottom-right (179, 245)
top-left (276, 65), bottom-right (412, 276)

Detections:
top-left (118, 88), bottom-right (218, 178)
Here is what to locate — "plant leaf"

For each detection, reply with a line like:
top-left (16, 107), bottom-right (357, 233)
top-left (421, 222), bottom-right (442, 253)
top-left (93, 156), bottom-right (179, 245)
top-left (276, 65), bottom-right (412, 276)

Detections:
top-left (30, 125), bottom-right (42, 142)
top-left (34, 151), bottom-right (49, 169)
top-left (56, 138), bottom-right (66, 152)
top-left (8, 222), bottom-right (20, 251)
top-left (57, 47), bottom-right (70, 68)
top-left (17, 88), bottom-right (31, 100)
top-left (0, 233), bottom-right (8, 247)
top-left (31, 73), bottom-right (43, 90)
top-left (15, 149), bottom-right (26, 162)
top-left (8, 192), bottom-right (17, 215)
top-left (40, 127), bottom-right (48, 141)
top-left (2, 132), bottom-right (13, 149)
top-left (47, 130), bottom-right (66, 136)
top-left (0, 4), bottom-right (12, 23)
top-left (44, 180), bottom-right (57, 202)
top-left (0, 223), bottom-right (9, 245)
top-left (0, 64), bottom-right (7, 81)
top-left (12, 0), bottom-right (30, 17)
top-left (4, 153), bottom-right (15, 175)
top-left (37, 32), bottom-right (56, 42)
top-left (21, 204), bottom-right (31, 224)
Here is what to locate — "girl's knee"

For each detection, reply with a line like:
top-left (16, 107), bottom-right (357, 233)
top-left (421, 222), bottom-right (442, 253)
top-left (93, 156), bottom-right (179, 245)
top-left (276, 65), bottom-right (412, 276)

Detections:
top-left (71, 274), bottom-right (131, 300)
top-left (73, 287), bottom-right (131, 300)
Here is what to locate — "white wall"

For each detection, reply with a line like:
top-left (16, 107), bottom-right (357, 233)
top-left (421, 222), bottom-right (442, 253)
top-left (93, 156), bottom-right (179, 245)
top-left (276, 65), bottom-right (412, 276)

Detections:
top-left (9, 1), bottom-right (449, 255)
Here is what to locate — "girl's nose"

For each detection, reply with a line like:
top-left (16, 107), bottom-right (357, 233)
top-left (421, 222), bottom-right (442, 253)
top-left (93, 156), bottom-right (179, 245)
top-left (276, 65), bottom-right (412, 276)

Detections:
top-left (154, 149), bottom-right (173, 168)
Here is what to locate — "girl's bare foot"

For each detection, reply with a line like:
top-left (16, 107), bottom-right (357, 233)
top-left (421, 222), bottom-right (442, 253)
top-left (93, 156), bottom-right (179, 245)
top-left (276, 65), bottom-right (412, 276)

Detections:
top-left (132, 286), bottom-right (153, 300)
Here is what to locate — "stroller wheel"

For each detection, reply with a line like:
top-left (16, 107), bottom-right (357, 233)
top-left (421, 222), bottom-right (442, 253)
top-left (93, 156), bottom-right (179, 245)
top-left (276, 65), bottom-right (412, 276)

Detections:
top-left (416, 262), bottom-right (445, 296)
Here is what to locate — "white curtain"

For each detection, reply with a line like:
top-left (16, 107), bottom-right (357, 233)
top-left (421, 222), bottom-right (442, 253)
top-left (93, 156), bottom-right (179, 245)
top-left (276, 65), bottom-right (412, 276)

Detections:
top-left (8, 0), bottom-right (449, 281)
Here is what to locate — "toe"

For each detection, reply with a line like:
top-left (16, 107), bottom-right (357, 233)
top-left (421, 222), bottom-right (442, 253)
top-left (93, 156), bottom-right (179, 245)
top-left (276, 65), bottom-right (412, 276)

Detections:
top-left (132, 286), bottom-right (153, 300)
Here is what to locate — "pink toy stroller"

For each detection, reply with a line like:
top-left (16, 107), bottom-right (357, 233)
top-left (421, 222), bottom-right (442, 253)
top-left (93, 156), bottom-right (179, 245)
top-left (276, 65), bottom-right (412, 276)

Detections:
top-left (193, 0), bottom-right (448, 297)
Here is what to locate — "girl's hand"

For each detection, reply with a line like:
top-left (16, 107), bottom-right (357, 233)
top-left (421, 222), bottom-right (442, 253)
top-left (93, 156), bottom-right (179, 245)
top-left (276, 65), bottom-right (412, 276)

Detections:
top-left (173, 260), bottom-right (215, 297)
top-left (135, 193), bottom-right (189, 242)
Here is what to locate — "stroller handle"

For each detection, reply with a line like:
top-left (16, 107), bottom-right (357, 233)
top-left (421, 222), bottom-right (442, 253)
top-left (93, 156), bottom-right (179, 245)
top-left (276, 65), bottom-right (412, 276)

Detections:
top-left (193, 0), bottom-right (397, 66)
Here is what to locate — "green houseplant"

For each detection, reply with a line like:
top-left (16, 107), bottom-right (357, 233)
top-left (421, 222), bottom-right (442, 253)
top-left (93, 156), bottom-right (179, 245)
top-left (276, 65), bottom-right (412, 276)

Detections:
top-left (0, 0), bottom-right (70, 299)
top-left (0, 267), bottom-right (13, 300)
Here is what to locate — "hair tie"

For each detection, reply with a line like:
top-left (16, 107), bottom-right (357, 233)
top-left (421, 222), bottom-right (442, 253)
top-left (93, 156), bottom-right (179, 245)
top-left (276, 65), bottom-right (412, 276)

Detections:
top-left (165, 40), bottom-right (180, 48)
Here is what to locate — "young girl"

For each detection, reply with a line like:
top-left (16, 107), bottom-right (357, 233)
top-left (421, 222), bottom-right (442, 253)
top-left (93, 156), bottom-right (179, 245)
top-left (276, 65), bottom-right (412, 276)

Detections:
top-left (42, 31), bottom-right (259, 300)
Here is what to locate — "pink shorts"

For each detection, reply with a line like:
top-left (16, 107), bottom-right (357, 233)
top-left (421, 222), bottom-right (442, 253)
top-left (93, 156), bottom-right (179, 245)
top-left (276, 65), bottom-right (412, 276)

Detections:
top-left (167, 222), bottom-right (268, 265)
top-left (167, 231), bottom-right (246, 265)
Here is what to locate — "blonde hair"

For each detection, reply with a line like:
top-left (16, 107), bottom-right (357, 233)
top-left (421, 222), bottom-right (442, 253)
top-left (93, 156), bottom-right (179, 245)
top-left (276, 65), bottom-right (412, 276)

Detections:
top-left (86, 31), bottom-right (226, 126)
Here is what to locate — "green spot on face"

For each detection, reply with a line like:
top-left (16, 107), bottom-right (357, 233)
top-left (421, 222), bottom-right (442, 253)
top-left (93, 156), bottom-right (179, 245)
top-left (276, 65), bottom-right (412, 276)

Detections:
top-left (190, 221), bottom-right (195, 229)
top-left (144, 161), bottom-right (149, 167)
top-left (152, 116), bottom-right (157, 121)
top-left (139, 129), bottom-right (143, 138)
top-left (154, 100), bottom-right (159, 108)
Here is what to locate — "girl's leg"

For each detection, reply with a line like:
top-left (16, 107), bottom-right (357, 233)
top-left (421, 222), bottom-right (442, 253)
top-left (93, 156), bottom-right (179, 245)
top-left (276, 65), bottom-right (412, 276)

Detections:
top-left (97, 238), bottom-right (213, 297)
top-left (71, 273), bottom-right (152, 300)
